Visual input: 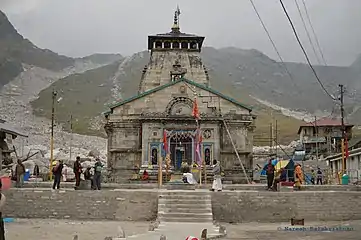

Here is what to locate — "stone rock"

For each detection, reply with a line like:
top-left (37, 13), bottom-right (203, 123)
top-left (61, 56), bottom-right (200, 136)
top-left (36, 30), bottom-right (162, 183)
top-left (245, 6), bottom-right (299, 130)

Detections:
top-left (73, 235), bottom-right (78, 240)
top-left (148, 223), bottom-right (156, 231)
top-left (219, 225), bottom-right (226, 234)
top-left (117, 226), bottom-right (125, 238)
top-left (104, 237), bottom-right (112, 240)
top-left (88, 149), bottom-right (100, 158)
top-left (160, 234), bottom-right (167, 240)
top-left (201, 229), bottom-right (207, 240)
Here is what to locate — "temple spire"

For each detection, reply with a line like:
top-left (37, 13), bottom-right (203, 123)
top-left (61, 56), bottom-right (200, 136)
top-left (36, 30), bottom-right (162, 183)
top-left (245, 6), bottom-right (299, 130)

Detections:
top-left (171, 5), bottom-right (181, 33)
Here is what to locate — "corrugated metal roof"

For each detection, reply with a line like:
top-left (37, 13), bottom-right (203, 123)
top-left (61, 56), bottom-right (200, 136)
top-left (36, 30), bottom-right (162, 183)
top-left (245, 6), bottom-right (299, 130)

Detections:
top-left (301, 117), bottom-right (353, 127)
top-left (0, 122), bottom-right (28, 137)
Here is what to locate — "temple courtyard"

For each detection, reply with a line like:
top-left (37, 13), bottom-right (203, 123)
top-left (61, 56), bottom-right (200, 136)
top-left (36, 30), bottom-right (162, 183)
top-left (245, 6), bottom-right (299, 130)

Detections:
top-left (5, 219), bottom-right (360, 239)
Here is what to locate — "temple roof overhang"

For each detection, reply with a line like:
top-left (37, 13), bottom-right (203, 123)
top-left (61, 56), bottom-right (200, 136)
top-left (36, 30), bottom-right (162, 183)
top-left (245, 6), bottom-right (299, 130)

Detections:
top-left (148, 32), bottom-right (205, 50)
top-left (103, 78), bottom-right (253, 117)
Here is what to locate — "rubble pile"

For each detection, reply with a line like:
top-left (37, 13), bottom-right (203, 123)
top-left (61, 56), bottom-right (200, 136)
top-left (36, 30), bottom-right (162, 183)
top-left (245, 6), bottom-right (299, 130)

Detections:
top-left (0, 64), bottom-right (107, 174)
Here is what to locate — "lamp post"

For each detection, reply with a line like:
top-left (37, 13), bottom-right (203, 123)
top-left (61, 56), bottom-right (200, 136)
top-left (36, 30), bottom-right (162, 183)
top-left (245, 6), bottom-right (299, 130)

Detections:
top-left (69, 114), bottom-right (73, 161)
top-left (49, 90), bottom-right (57, 179)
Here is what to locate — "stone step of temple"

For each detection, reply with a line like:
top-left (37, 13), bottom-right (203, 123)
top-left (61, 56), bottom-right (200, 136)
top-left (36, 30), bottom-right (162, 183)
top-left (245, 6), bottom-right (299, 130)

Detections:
top-left (158, 216), bottom-right (214, 223)
top-left (162, 184), bottom-right (196, 190)
top-left (157, 191), bottom-right (214, 223)
top-left (159, 207), bottom-right (212, 214)
top-left (159, 194), bottom-right (211, 200)
top-left (159, 212), bottom-right (213, 219)
top-left (159, 190), bottom-right (213, 196)
top-left (159, 198), bottom-right (211, 205)
top-left (158, 203), bottom-right (212, 210)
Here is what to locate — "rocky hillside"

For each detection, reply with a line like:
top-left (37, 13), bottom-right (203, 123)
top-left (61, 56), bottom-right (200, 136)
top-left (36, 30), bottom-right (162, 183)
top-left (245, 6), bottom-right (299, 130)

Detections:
top-left (30, 50), bottom-right (305, 144)
top-left (0, 11), bottom-right (74, 86)
top-left (0, 10), bottom-right (123, 88)
top-left (30, 46), bottom-right (361, 144)
top-left (0, 10), bottom-right (118, 168)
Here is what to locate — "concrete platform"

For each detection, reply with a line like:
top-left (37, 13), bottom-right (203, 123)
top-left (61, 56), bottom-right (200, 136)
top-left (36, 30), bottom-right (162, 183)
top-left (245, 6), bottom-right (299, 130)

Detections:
top-left (21, 181), bottom-right (361, 191)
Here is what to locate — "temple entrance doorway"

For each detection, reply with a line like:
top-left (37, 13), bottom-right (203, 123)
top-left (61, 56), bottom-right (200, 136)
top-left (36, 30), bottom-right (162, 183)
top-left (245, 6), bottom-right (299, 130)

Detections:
top-left (169, 132), bottom-right (193, 171)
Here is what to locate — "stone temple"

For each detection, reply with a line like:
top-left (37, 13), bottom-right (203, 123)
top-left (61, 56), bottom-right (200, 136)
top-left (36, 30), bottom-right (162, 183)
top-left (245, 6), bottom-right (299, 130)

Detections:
top-left (104, 10), bottom-right (256, 183)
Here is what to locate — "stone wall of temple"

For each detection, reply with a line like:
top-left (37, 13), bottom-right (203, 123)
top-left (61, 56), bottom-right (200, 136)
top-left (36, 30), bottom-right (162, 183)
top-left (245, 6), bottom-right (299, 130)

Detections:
top-left (4, 189), bottom-right (158, 221)
top-left (139, 51), bottom-right (209, 92)
top-left (5, 189), bottom-right (361, 223)
top-left (109, 81), bottom-right (251, 120)
top-left (105, 121), bottom-right (142, 180)
top-left (212, 191), bottom-right (361, 222)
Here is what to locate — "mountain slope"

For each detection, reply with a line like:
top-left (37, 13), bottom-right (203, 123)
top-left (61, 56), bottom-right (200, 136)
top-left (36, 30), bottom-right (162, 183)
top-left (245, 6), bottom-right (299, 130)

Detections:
top-left (30, 50), bottom-right (305, 144)
top-left (202, 47), bottom-right (358, 113)
top-left (0, 10), bottom-right (75, 86)
top-left (0, 10), bottom-right (125, 89)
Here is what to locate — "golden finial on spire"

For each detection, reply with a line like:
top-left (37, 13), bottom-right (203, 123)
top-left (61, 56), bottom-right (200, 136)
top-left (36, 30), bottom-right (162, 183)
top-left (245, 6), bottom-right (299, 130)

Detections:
top-left (171, 5), bottom-right (181, 32)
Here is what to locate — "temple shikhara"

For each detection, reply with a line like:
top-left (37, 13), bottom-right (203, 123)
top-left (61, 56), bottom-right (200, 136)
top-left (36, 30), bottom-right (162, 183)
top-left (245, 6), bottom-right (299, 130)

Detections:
top-left (104, 8), bottom-right (256, 183)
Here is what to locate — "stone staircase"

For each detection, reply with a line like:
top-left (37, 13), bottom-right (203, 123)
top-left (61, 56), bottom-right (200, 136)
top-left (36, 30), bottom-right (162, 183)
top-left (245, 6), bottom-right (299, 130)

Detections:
top-left (158, 191), bottom-right (213, 222)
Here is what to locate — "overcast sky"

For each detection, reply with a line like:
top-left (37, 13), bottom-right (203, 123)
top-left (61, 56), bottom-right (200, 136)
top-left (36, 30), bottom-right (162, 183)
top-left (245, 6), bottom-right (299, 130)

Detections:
top-left (1, 0), bottom-right (360, 66)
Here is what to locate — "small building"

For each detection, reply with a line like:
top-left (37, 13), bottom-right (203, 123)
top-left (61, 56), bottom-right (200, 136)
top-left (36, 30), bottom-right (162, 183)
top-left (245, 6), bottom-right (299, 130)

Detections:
top-left (298, 118), bottom-right (353, 156)
top-left (324, 147), bottom-right (361, 182)
top-left (0, 119), bottom-right (28, 166)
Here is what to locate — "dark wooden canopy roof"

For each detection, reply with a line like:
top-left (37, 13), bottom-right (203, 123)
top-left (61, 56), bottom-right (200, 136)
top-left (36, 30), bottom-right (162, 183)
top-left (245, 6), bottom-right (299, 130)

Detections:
top-left (148, 31), bottom-right (205, 50)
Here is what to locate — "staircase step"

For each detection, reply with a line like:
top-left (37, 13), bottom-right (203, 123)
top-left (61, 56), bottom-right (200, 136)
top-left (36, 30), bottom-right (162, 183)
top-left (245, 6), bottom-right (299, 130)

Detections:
top-left (160, 191), bottom-right (211, 196)
top-left (159, 198), bottom-right (211, 204)
top-left (159, 212), bottom-right (212, 219)
top-left (158, 203), bottom-right (211, 209)
top-left (159, 207), bottom-right (212, 214)
top-left (159, 217), bottom-right (214, 223)
top-left (159, 194), bottom-right (211, 200)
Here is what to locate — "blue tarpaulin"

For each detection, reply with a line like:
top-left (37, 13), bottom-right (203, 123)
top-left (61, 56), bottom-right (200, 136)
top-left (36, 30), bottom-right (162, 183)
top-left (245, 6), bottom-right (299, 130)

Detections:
top-left (261, 159), bottom-right (295, 181)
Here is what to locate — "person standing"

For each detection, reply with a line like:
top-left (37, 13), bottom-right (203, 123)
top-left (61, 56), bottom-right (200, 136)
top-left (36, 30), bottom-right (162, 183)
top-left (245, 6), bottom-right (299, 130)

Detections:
top-left (73, 156), bottom-right (82, 189)
top-left (15, 159), bottom-right (25, 188)
top-left (93, 158), bottom-right (103, 190)
top-left (52, 160), bottom-right (64, 190)
top-left (294, 164), bottom-right (304, 190)
top-left (211, 159), bottom-right (222, 192)
top-left (0, 179), bottom-right (6, 240)
top-left (316, 167), bottom-right (323, 185)
top-left (266, 159), bottom-right (275, 190)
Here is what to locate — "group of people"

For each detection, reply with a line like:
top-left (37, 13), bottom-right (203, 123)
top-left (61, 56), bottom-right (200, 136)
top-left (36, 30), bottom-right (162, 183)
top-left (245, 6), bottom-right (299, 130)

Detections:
top-left (310, 168), bottom-right (323, 185)
top-left (52, 156), bottom-right (104, 190)
top-left (265, 159), bottom-right (304, 191)
top-left (181, 159), bottom-right (223, 192)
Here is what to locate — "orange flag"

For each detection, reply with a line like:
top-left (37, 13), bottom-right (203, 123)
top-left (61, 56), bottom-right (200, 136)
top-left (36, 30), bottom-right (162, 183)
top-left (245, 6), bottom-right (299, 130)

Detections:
top-left (192, 98), bottom-right (200, 120)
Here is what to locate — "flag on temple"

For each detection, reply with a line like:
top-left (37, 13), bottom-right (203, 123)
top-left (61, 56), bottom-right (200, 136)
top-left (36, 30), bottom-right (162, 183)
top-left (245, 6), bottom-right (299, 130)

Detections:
top-left (163, 130), bottom-right (168, 154)
top-left (176, 5), bottom-right (181, 16)
top-left (345, 137), bottom-right (349, 159)
top-left (192, 98), bottom-right (200, 120)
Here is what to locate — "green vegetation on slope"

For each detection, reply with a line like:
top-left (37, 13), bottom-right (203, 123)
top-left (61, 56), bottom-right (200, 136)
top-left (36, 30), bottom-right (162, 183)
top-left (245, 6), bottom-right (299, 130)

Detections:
top-left (31, 50), bottom-right (304, 145)
top-left (31, 61), bottom-right (122, 136)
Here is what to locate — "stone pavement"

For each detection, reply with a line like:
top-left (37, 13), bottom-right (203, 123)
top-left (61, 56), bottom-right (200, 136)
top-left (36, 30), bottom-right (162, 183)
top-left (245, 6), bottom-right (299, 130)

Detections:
top-left (223, 221), bottom-right (361, 240)
top-left (5, 219), bottom-right (361, 239)
top-left (128, 222), bottom-right (221, 240)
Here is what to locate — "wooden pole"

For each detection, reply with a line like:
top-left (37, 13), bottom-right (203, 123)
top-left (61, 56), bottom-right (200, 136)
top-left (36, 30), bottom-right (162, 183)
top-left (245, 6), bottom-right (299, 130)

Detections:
top-left (341, 139), bottom-right (345, 174)
top-left (314, 116), bottom-right (319, 161)
top-left (158, 156), bottom-right (163, 188)
top-left (0, 149), bottom-right (3, 175)
top-left (49, 90), bottom-right (57, 180)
